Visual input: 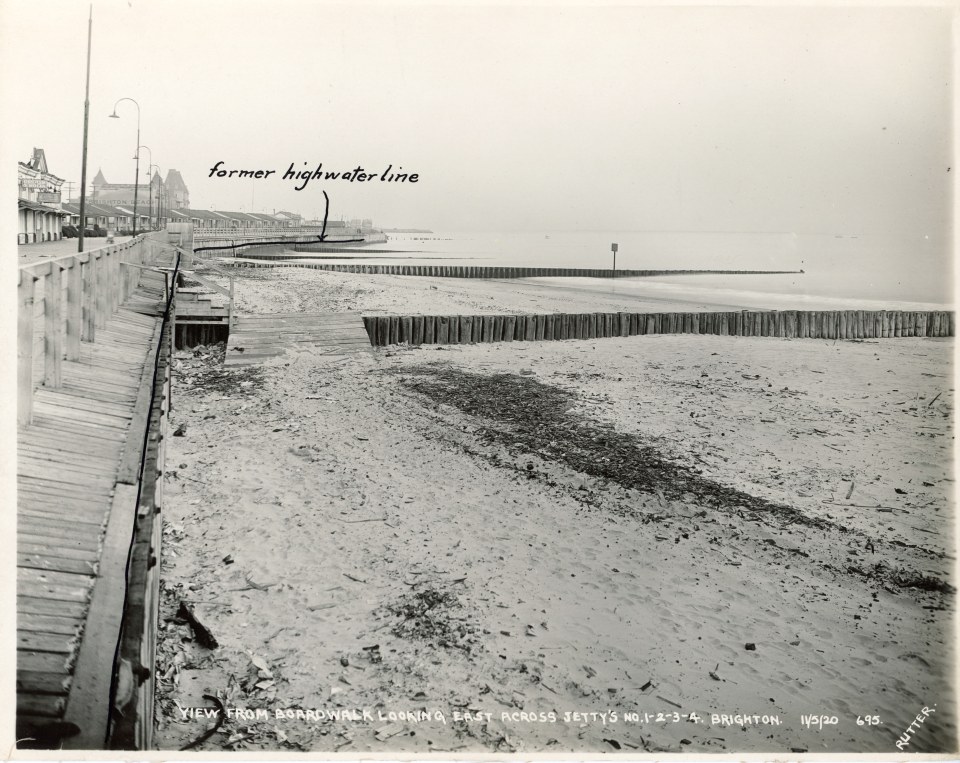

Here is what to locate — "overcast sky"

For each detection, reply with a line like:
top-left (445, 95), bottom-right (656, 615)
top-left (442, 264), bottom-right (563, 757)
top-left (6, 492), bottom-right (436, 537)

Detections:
top-left (3, 1), bottom-right (954, 235)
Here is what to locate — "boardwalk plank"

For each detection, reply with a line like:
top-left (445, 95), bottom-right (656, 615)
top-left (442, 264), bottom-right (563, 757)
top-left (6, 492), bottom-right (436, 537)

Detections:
top-left (18, 614), bottom-right (84, 636)
top-left (18, 650), bottom-right (71, 673)
top-left (17, 631), bottom-right (77, 655)
top-left (18, 596), bottom-right (88, 619)
top-left (17, 694), bottom-right (66, 718)
top-left (17, 670), bottom-right (71, 695)
top-left (18, 542), bottom-right (101, 563)
top-left (18, 553), bottom-right (98, 575)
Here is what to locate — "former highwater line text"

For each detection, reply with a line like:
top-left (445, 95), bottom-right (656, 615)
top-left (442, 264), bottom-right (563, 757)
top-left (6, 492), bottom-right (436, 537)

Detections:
top-left (208, 161), bottom-right (419, 190)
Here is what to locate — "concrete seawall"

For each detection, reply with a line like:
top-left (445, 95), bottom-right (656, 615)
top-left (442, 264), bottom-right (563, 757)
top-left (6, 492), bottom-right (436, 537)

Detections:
top-left (361, 309), bottom-right (955, 346)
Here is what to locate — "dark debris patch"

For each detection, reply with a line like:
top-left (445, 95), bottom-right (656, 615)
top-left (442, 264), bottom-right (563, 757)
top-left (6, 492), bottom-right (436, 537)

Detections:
top-left (174, 342), bottom-right (264, 395)
top-left (385, 585), bottom-right (480, 653)
top-left (392, 364), bottom-right (835, 531)
top-left (390, 363), bottom-right (955, 596)
top-left (846, 562), bottom-right (956, 595)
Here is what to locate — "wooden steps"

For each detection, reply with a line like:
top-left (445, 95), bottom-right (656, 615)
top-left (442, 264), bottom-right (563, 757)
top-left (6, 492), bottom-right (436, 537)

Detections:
top-left (225, 312), bottom-right (372, 367)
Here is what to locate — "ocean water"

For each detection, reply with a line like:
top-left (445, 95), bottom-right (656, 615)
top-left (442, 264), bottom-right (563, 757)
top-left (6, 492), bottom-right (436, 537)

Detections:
top-left (292, 230), bottom-right (953, 306)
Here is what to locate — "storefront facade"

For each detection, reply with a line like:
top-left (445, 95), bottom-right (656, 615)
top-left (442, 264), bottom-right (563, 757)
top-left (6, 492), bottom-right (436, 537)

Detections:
top-left (18, 149), bottom-right (65, 244)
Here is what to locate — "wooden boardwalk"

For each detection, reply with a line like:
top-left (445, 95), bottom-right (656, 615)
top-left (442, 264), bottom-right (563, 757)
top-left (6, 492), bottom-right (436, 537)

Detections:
top-left (17, 244), bottom-right (172, 748)
top-left (225, 312), bottom-right (372, 366)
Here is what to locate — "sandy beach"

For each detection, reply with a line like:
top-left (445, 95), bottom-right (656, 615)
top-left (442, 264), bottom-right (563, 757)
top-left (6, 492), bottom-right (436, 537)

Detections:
top-left (221, 263), bottom-right (951, 316)
top-left (155, 267), bottom-right (955, 753)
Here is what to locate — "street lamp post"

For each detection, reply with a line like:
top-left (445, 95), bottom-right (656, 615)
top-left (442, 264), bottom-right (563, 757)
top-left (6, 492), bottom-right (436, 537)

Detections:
top-left (150, 164), bottom-right (161, 230)
top-left (136, 145), bottom-right (152, 230)
top-left (110, 97), bottom-right (140, 236)
top-left (78, 5), bottom-right (93, 252)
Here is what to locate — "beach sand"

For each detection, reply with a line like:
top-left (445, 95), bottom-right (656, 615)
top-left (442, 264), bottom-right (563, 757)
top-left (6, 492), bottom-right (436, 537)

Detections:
top-left (221, 262), bottom-right (951, 315)
top-left (155, 268), bottom-right (955, 753)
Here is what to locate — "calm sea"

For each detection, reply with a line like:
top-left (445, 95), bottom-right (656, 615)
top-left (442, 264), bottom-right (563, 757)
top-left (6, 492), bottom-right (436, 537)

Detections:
top-left (296, 230), bottom-right (953, 306)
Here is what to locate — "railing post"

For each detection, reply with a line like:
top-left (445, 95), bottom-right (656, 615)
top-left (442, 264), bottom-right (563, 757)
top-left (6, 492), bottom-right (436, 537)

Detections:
top-left (66, 260), bottom-right (82, 360)
top-left (109, 248), bottom-right (120, 314)
top-left (228, 275), bottom-right (235, 331)
top-left (83, 254), bottom-right (96, 342)
top-left (44, 265), bottom-right (63, 388)
top-left (18, 274), bottom-right (36, 426)
top-left (95, 252), bottom-right (108, 329)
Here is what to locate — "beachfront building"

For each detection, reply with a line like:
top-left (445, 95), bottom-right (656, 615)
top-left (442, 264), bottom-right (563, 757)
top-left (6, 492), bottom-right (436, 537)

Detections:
top-left (250, 212), bottom-right (283, 228)
top-left (166, 208), bottom-right (229, 230)
top-left (18, 148), bottom-right (66, 243)
top-left (273, 210), bottom-right (303, 228)
top-left (161, 207), bottom-right (377, 236)
top-left (164, 169), bottom-right (190, 209)
top-left (90, 167), bottom-right (190, 230)
top-left (60, 201), bottom-right (151, 234)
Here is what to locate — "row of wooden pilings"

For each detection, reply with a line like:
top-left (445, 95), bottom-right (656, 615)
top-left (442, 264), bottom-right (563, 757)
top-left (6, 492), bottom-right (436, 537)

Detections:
top-left (16, 234), bottom-right (166, 426)
top-left (228, 260), bottom-right (800, 279)
top-left (362, 309), bottom-right (955, 347)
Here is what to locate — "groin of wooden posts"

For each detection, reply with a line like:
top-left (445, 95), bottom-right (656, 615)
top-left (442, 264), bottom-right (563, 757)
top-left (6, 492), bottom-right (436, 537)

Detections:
top-left (361, 309), bottom-right (955, 346)
top-left (225, 258), bottom-right (801, 279)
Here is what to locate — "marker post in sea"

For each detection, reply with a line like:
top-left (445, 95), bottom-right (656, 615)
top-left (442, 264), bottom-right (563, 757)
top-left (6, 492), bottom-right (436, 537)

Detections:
top-left (611, 242), bottom-right (618, 278)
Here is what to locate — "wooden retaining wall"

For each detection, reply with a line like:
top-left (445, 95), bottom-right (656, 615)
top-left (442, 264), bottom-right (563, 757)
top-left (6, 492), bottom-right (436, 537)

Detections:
top-left (226, 259), bottom-right (799, 279)
top-left (361, 309), bottom-right (955, 346)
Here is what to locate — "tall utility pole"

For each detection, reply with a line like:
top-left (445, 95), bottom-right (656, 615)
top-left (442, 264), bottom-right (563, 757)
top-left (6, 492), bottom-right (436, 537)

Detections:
top-left (78, 5), bottom-right (92, 252)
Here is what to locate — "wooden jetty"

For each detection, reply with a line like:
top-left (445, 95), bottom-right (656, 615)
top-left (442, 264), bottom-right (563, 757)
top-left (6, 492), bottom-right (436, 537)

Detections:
top-left (362, 309), bottom-right (955, 346)
top-left (225, 312), bottom-right (372, 366)
top-left (16, 232), bottom-right (180, 750)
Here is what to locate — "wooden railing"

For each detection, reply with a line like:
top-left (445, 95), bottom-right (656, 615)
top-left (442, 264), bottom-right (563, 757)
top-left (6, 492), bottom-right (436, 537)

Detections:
top-left (16, 233), bottom-right (168, 426)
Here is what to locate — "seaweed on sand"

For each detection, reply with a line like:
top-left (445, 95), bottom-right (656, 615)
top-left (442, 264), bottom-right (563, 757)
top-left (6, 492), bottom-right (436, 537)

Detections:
top-left (392, 363), bottom-right (833, 530)
top-left (386, 585), bottom-right (480, 653)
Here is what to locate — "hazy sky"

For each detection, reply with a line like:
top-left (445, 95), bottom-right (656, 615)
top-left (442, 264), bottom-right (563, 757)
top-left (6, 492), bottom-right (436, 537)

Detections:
top-left (2, 1), bottom-right (954, 235)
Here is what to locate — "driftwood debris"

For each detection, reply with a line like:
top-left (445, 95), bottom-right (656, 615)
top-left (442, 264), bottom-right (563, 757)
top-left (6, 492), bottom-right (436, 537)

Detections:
top-left (177, 601), bottom-right (220, 649)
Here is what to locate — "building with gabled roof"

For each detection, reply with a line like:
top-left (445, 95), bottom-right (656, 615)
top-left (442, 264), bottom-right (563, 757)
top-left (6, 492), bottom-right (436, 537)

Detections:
top-left (18, 148), bottom-right (66, 243)
top-left (273, 210), bottom-right (302, 227)
top-left (164, 169), bottom-right (190, 208)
